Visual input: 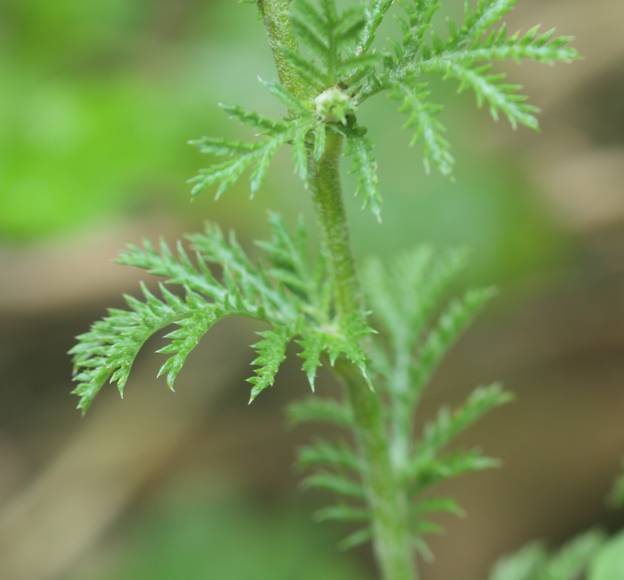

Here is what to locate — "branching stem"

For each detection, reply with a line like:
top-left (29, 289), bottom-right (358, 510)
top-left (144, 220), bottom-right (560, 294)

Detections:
top-left (259, 3), bottom-right (416, 578)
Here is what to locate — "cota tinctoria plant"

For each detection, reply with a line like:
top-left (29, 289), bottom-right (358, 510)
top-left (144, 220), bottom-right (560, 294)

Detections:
top-left (71, 1), bottom-right (577, 578)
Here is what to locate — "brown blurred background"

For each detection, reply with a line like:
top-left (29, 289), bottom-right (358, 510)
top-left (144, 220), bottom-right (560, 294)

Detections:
top-left (1, 0), bottom-right (623, 579)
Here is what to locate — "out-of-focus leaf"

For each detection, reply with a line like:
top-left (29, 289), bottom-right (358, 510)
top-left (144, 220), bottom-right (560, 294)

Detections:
top-left (589, 531), bottom-right (624, 580)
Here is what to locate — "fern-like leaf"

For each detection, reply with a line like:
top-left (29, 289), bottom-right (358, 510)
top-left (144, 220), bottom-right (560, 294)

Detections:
top-left (542, 530), bottom-right (606, 580)
top-left (190, 128), bottom-right (292, 198)
top-left (409, 448), bottom-right (501, 493)
top-left (489, 542), bottom-right (548, 580)
top-left (298, 439), bottom-right (363, 472)
top-left (409, 287), bottom-right (498, 405)
top-left (389, 81), bottom-right (454, 176)
top-left (364, 248), bottom-right (468, 362)
top-left (344, 125), bottom-right (382, 221)
top-left (360, 248), bottom-right (511, 554)
top-left (351, 0), bottom-right (579, 178)
top-left (302, 472), bottom-right (366, 500)
top-left (359, 0), bottom-right (395, 54)
top-left (288, 396), bottom-right (355, 428)
top-left (458, 0), bottom-right (518, 44)
top-left (397, 0), bottom-right (440, 56)
top-left (298, 331), bottom-right (326, 389)
top-left (117, 238), bottom-right (222, 298)
top-left (292, 401), bottom-right (370, 547)
top-left (189, 80), bottom-right (319, 198)
top-left (416, 384), bottom-right (513, 460)
top-left (254, 212), bottom-right (312, 299)
top-left (294, 312), bottom-right (372, 387)
top-left (71, 214), bottom-right (370, 411)
top-left (339, 527), bottom-right (373, 551)
top-left (488, 530), bottom-right (607, 580)
top-left (411, 497), bottom-right (465, 518)
top-left (315, 504), bottom-right (370, 524)
top-left (421, 60), bottom-right (539, 129)
top-left (188, 0), bottom-right (578, 219)
top-left (248, 325), bottom-right (296, 403)
top-left (290, 0), bottom-right (378, 91)
top-left (221, 102), bottom-right (287, 132)
top-left (156, 293), bottom-right (219, 388)
top-left (441, 24), bottom-right (578, 65)
top-left (70, 283), bottom-right (190, 413)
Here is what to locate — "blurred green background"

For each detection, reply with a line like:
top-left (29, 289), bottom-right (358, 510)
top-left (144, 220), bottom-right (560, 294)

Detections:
top-left (1, 1), bottom-right (623, 579)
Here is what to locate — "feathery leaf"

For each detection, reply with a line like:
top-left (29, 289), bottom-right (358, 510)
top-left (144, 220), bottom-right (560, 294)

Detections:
top-left (288, 396), bottom-right (355, 428)
top-left (302, 472), bottom-right (366, 500)
top-left (389, 81), bottom-right (454, 176)
top-left (289, 0), bottom-right (379, 92)
top-left (70, 283), bottom-right (189, 412)
top-left (416, 384), bottom-right (513, 459)
top-left (344, 126), bottom-right (382, 221)
top-left (248, 325), bottom-right (296, 403)
top-left (71, 214), bottom-right (344, 410)
top-left (459, 0), bottom-right (518, 45)
top-left (339, 527), bottom-right (373, 551)
top-left (420, 60), bottom-right (539, 130)
top-left (359, 0), bottom-right (394, 54)
top-left (488, 530), bottom-right (607, 580)
top-left (315, 504), bottom-right (370, 523)
top-left (488, 543), bottom-right (548, 580)
top-left (409, 287), bottom-right (498, 405)
top-left (298, 439), bottom-right (363, 472)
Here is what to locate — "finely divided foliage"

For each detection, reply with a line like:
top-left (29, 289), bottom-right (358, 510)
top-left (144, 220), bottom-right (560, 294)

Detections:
top-left (488, 530), bottom-right (606, 580)
top-left (71, 213), bottom-right (370, 412)
top-left (290, 250), bottom-right (513, 552)
top-left (70, 0), bottom-right (577, 573)
top-left (189, 0), bottom-right (576, 204)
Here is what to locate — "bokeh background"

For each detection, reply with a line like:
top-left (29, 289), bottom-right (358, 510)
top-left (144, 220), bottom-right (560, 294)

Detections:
top-left (1, 1), bottom-right (623, 579)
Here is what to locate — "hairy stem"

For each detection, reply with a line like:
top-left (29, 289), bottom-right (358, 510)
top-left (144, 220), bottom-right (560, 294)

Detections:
top-left (310, 132), bottom-right (416, 580)
top-left (308, 132), bottom-right (360, 318)
top-left (256, 0), bottom-right (305, 98)
top-left (258, 4), bottom-right (416, 578)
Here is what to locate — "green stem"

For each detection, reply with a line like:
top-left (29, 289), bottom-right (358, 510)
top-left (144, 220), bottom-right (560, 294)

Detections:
top-left (310, 133), bottom-right (416, 580)
top-left (256, 0), bottom-right (305, 98)
top-left (308, 132), bottom-right (360, 318)
top-left (257, 3), bottom-right (416, 579)
top-left (338, 361), bottom-right (415, 580)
